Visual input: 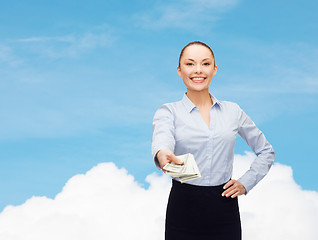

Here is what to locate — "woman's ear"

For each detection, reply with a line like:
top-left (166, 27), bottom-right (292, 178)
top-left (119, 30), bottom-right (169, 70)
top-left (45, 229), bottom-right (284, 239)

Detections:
top-left (177, 66), bottom-right (182, 77)
top-left (213, 65), bottom-right (217, 76)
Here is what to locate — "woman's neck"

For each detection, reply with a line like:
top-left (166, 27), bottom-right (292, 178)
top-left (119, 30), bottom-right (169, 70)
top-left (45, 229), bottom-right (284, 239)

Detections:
top-left (186, 89), bottom-right (213, 108)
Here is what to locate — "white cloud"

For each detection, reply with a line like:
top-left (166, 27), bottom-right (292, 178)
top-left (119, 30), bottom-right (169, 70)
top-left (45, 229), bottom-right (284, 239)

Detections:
top-left (15, 36), bottom-right (75, 43)
top-left (134, 0), bottom-right (239, 30)
top-left (233, 152), bottom-right (318, 240)
top-left (12, 27), bottom-right (116, 59)
top-left (216, 40), bottom-right (318, 95)
top-left (0, 163), bottom-right (170, 240)
top-left (211, 40), bottom-right (318, 123)
top-left (0, 43), bottom-right (22, 66)
top-left (0, 152), bottom-right (317, 240)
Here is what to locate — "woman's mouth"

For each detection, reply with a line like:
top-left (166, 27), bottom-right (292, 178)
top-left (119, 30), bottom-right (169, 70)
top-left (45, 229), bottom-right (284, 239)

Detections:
top-left (190, 77), bottom-right (206, 83)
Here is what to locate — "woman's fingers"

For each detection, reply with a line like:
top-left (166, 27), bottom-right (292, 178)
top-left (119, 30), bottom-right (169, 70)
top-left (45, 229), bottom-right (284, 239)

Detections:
top-left (223, 179), bottom-right (235, 190)
top-left (168, 153), bottom-right (184, 165)
top-left (156, 150), bottom-right (171, 169)
top-left (221, 179), bottom-right (246, 198)
top-left (156, 150), bottom-right (183, 172)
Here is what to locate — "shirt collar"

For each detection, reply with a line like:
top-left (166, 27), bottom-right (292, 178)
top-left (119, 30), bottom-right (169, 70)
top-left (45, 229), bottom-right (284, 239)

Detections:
top-left (182, 92), bottom-right (222, 113)
top-left (211, 94), bottom-right (223, 110)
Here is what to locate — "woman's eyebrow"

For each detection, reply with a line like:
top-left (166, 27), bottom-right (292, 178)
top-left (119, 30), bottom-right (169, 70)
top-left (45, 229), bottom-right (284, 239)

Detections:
top-left (185, 58), bottom-right (212, 61)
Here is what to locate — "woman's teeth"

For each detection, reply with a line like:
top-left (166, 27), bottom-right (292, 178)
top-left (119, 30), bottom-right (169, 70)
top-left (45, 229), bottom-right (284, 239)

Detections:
top-left (191, 77), bottom-right (205, 83)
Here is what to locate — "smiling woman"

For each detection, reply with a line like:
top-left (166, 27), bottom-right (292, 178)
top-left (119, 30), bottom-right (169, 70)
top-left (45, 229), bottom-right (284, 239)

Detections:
top-left (151, 41), bottom-right (275, 240)
top-left (177, 42), bottom-right (217, 117)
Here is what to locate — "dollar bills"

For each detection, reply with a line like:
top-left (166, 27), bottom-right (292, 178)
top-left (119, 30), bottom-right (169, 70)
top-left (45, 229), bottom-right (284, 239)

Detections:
top-left (163, 153), bottom-right (201, 183)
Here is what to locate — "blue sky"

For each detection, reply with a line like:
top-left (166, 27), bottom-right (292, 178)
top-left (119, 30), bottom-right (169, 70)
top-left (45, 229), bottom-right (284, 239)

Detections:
top-left (0, 0), bottom-right (317, 211)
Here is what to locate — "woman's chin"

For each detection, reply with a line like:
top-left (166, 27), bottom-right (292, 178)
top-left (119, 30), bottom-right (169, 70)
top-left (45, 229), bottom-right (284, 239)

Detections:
top-left (187, 85), bottom-right (209, 92)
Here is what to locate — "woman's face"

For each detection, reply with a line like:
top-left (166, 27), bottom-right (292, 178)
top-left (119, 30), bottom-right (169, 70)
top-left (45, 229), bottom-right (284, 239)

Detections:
top-left (177, 44), bottom-right (217, 93)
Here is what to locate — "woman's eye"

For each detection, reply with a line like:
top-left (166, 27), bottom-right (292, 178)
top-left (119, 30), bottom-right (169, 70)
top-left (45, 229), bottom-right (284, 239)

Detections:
top-left (186, 63), bottom-right (193, 66)
top-left (203, 62), bottom-right (210, 66)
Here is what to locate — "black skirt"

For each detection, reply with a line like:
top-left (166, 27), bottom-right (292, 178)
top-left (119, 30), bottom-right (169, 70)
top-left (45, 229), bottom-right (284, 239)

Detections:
top-left (165, 180), bottom-right (241, 240)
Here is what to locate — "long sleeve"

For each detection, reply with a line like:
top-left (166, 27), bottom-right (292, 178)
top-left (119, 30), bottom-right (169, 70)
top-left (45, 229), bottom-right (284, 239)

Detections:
top-left (152, 104), bottom-right (176, 169)
top-left (151, 94), bottom-right (275, 188)
top-left (236, 105), bottom-right (275, 193)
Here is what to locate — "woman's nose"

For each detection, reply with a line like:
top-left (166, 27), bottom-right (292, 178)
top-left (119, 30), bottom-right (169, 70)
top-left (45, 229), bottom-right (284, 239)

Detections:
top-left (195, 64), bottom-right (202, 73)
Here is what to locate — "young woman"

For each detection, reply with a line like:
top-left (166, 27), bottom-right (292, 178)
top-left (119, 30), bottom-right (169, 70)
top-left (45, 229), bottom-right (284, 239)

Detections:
top-left (152, 41), bottom-right (275, 240)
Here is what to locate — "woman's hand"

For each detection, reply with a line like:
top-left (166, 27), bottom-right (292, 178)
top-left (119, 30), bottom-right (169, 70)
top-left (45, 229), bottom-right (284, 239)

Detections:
top-left (156, 150), bottom-right (184, 172)
top-left (222, 179), bottom-right (246, 198)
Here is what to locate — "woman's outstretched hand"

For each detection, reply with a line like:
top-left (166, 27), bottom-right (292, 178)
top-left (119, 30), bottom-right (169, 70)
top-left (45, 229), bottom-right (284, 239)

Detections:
top-left (156, 150), bottom-right (184, 172)
top-left (222, 179), bottom-right (246, 198)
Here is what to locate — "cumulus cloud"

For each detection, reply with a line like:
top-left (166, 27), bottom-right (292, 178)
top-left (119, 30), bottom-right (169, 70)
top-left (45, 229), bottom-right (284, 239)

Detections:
top-left (233, 152), bottom-right (318, 240)
top-left (0, 152), bottom-right (317, 240)
top-left (0, 163), bottom-right (170, 240)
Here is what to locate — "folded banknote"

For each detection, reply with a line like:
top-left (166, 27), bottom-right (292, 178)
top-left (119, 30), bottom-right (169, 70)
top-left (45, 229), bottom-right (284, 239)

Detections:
top-left (163, 153), bottom-right (201, 183)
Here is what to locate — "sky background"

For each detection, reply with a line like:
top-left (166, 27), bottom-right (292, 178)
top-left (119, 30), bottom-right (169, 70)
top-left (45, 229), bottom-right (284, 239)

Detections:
top-left (0, 0), bottom-right (317, 214)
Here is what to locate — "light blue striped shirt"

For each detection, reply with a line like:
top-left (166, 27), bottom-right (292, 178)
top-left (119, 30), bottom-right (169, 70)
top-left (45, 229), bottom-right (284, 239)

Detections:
top-left (152, 93), bottom-right (275, 193)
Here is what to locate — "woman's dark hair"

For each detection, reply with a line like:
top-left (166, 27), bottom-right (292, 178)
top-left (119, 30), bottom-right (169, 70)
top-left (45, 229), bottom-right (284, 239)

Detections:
top-left (178, 41), bottom-right (216, 68)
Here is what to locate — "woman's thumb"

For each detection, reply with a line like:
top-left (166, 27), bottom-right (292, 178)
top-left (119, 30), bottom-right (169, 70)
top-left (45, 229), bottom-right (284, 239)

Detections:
top-left (169, 153), bottom-right (184, 165)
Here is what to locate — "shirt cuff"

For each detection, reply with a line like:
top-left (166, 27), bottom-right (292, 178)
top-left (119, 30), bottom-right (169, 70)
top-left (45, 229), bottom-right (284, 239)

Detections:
top-left (237, 174), bottom-right (255, 194)
top-left (153, 150), bottom-right (161, 170)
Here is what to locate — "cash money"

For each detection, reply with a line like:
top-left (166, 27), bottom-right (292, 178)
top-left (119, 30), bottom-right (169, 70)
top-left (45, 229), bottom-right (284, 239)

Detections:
top-left (163, 153), bottom-right (201, 183)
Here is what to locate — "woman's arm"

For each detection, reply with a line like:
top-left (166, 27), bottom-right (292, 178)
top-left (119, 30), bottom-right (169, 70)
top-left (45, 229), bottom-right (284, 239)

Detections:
top-left (152, 104), bottom-right (183, 169)
top-left (236, 105), bottom-right (275, 193)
